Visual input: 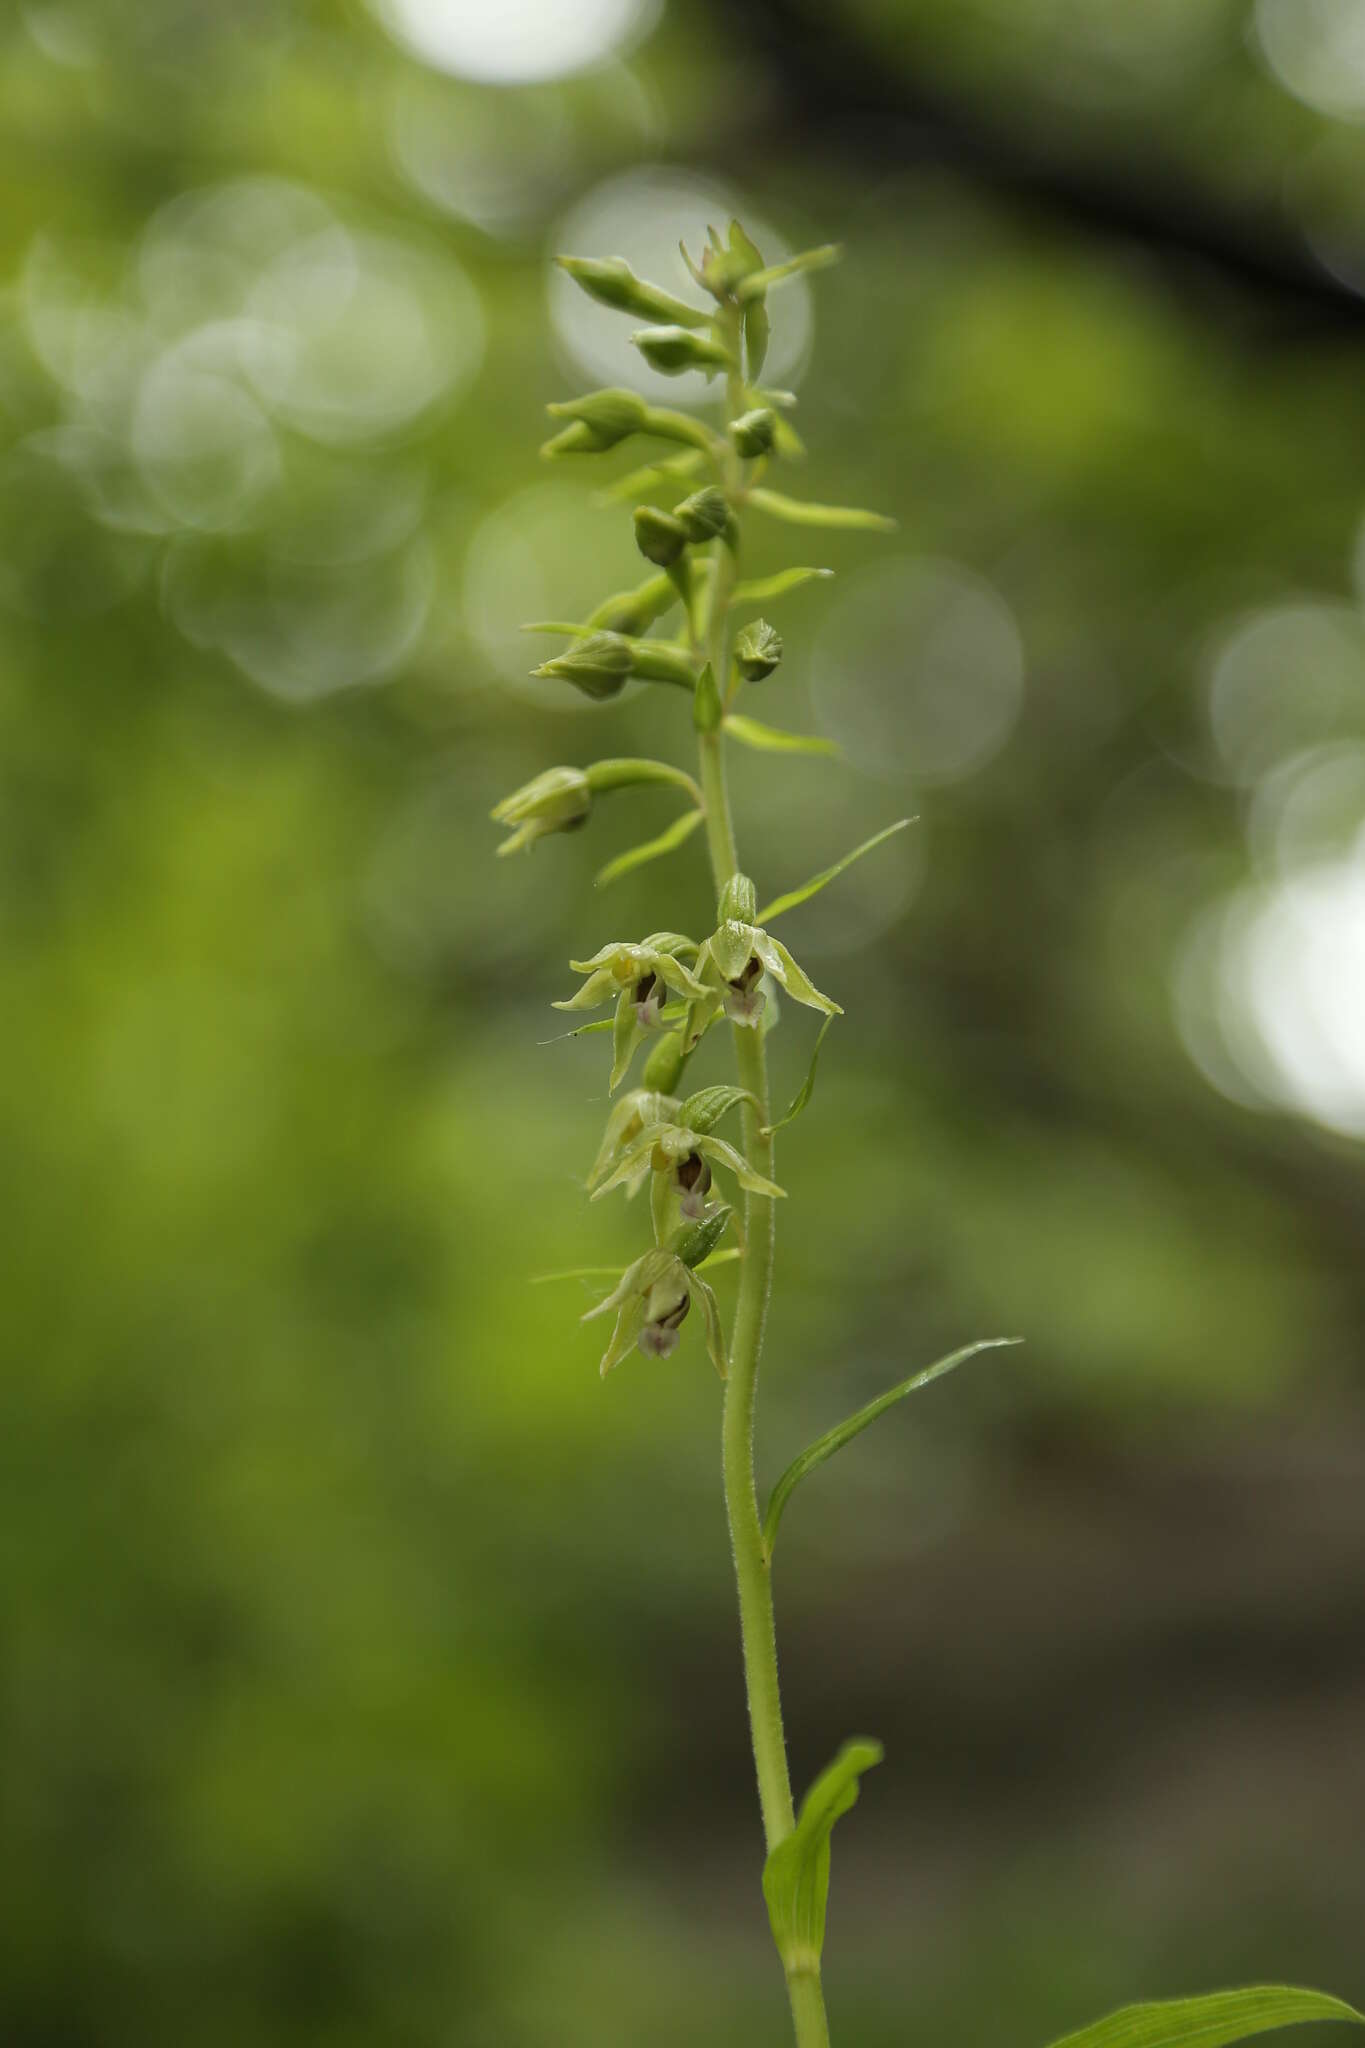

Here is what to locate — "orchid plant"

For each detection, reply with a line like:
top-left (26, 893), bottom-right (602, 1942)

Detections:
top-left (492, 221), bottom-right (1361, 2048)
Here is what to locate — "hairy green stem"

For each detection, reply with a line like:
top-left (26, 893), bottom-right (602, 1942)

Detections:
top-left (695, 325), bottom-right (832, 2048)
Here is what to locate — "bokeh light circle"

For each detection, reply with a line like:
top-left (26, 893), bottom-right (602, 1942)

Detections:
top-left (810, 556), bottom-right (1025, 784)
top-left (370, 0), bottom-right (657, 82)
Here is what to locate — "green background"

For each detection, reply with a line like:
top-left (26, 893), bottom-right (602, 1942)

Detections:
top-left (2, 2), bottom-right (1363, 2042)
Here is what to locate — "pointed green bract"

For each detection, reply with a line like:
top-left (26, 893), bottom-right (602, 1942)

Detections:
top-left (763, 1339), bottom-right (1021, 1556)
top-left (737, 245), bottom-right (842, 303)
top-left (761, 1013), bottom-right (833, 1139)
top-left (748, 486), bottom-right (897, 531)
top-left (731, 566), bottom-right (833, 604)
top-left (762, 1740), bottom-right (883, 1971)
top-left (724, 715), bottom-right (841, 759)
top-left (1040, 1989), bottom-right (1364, 2048)
top-left (595, 808), bottom-right (704, 888)
top-left (757, 818), bottom-right (914, 924)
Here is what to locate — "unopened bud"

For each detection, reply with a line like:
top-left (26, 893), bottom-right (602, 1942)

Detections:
top-left (556, 256), bottom-right (706, 329)
top-left (490, 765), bottom-right (591, 854)
top-left (642, 1029), bottom-right (686, 1092)
top-left (674, 486), bottom-right (729, 544)
top-left (633, 505), bottom-right (689, 567)
top-left (671, 1207), bottom-right (732, 1269)
top-left (533, 631), bottom-right (633, 701)
top-left (543, 387), bottom-right (649, 456)
top-left (718, 872), bottom-right (757, 924)
top-left (734, 618), bottom-right (783, 681)
top-left (631, 325), bottom-right (733, 378)
top-left (729, 408), bottom-right (777, 458)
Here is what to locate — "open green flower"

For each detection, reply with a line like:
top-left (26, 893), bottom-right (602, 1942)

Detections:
top-left (583, 1245), bottom-right (727, 1376)
top-left (554, 934), bottom-right (706, 1020)
top-left (587, 1088), bottom-right (681, 1194)
top-left (593, 1117), bottom-right (784, 1217)
top-left (556, 935), bottom-right (710, 1089)
top-left (696, 893), bottom-right (841, 1030)
top-left (490, 766), bottom-right (591, 855)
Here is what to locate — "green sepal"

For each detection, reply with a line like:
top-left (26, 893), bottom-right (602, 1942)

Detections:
top-left (556, 255), bottom-right (707, 328)
top-left (753, 931), bottom-right (840, 1015)
top-left (757, 818), bottom-right (914, 924)
top-left (724, 714), bottom-right (840, 759)
top-left (693, 660), bottom-right (723, 735)
top-left (748, 487), bottom-right (896, 532)
top-left (762, 1739), bottom-right (883, 1972)
top-left (736, 244), bottom-right (842, 302)
top-left (678, 1084), bottom-right (758, 1134)
top-left (762, 1013), bottom-right (833, 1139)
top-left (1040, 1989), bottom-right (1364, 2048)
top-left (595, 807), bottom-right (704, 888)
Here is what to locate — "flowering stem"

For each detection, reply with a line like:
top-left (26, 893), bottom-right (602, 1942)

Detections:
top-left (695, 335), bottom-right (832, 2048)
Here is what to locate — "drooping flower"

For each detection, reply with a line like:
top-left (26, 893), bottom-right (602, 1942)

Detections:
top-left (490, 766), bottom-right (592, 855)
top-left (693, 875), bottom-right (841, 1031)
top-left (583, 1242), bottom-right (727, 1377)
top-left (555, 935), bottom-right (709, 1091)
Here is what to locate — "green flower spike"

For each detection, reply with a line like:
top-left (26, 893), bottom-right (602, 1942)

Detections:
top-left (490, 766), bottom-right (591, 854)
top-left (583, 1244), bottom-right (727, 1376)
top-left (699, 873), bottom-right (842, 1028)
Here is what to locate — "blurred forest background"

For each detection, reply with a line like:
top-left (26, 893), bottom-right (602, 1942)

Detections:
top-left (3, 1), bottom-right (1365, 2043)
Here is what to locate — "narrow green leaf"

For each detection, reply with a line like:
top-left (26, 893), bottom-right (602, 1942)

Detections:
top-left (744, 296), bottom-right (770, 382)
top-left (695, 1246), bottom-right (741, 1272)
top-left (530, 1264), bottom-right (629, 1286)
top-left (594, 808), bottom-right (704, 888)
top-left (748, 487), bottom-right (897, 532)
top-left (762, 1013), bottom-right (833, 1138)
top-left (763, 1339), bottom-right (1020, 1556)
top-left (762, 1739), bottom-right (882, 1971)
top-left (724, 714), bottom-right (841, 759)
top-left (757, 818), bottom-right (914, 924)
top-left (737, 244), bottom-right (842, 302)
top-left (732, 566), bottom-right (833, 604)
top-left (1041, 1988), bottom-right (1364, 2048)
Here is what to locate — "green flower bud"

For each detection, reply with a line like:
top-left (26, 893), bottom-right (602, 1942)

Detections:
top-left (633, 505), bottom-right (689, 567)
top-left (670, 1206), bottom-right (732, 1270)
top-left (642, 1029), bottom-right (687, 1093)
top-left (734, 619), bottom-right (783, 681)
top-left (543, 387), bottom-right (649, 456)
top-left (532, 631), bottom-right (633, 701)
top-left (729, 408), bottom-right (777, 458)
top-left (556, 256), bottom-right (707, 329)
top-left (673, 486), bottom-right (729, 544)
top-left (490, 766), bottom-right (591, 854)
top-left (630, 326), bottom-right (733, 378)
top-left (719, 872), bottom-right (758, 924)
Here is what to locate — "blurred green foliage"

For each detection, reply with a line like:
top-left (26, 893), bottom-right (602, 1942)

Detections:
top-left (2, 2), bottom-right (1363, 2044)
